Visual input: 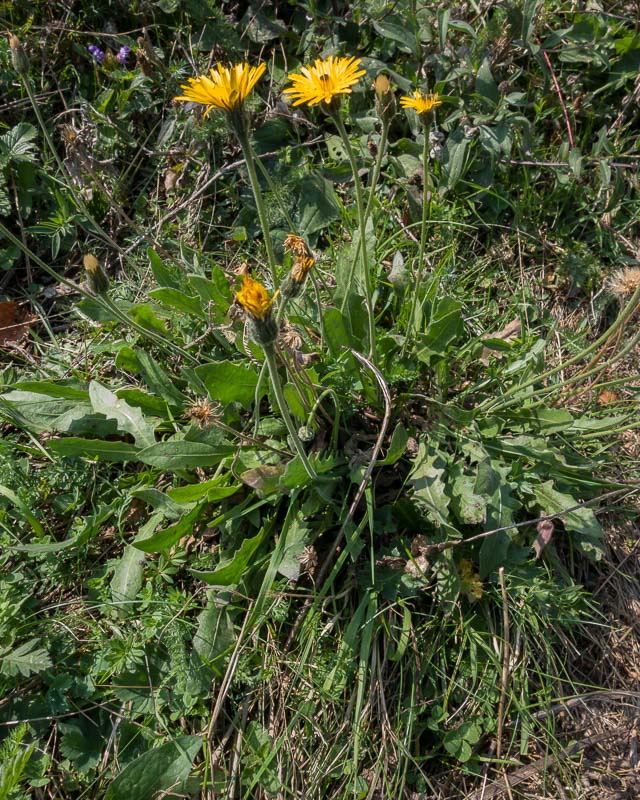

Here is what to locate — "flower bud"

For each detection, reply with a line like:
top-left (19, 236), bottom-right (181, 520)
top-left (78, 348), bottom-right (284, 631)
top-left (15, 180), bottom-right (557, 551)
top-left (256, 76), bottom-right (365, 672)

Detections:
top-left (373, 73), bottom-right (396, 125)
top-left (84, 254), bottom-right (110, 295)
top-left (9, 35), bottom-right (29, 75)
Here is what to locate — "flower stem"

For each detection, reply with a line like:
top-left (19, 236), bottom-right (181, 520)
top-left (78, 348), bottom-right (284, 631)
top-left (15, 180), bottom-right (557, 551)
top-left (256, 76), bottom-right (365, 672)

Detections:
top-left (235, 128), bottom-right (278, 289)
top-left (331, 111), bottom-right (377, 364)
top-left (263, 345), bottom-right (317, 480)
top-left (401, 130), bottom-right (431, 357)
top-left (365, 118), bottom-right (390, 219)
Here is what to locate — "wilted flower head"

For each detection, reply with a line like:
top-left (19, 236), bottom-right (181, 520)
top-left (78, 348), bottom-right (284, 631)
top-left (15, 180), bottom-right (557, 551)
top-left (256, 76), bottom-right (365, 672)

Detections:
top-left (88, 44), bottom-right (105, 64)
top-left (400, 90), bottom-right (442, 124)
top-left (283, 55), bottom-right (366, 109)
top-left (608, 267), bottom-right (640, 300)
top-left (175, 62), bottom-right (266, 116)
top-left (283, 234), bottom-right (311, 259)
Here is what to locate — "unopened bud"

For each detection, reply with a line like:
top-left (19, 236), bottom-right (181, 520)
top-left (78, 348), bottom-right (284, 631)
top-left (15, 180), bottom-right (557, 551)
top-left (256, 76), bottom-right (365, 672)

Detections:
top-left (84, 254), bottom-right (110, 295)
top-left (373, 73), bottom-right (396, 125)
top-left (9, 35), bottom-right (29, 75)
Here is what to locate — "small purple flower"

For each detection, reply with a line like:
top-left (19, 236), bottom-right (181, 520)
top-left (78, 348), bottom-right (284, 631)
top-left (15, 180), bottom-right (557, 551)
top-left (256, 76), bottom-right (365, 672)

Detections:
top-left (88, 45), bottom-right (104, 64)
top-left (116, 45), bottom-right (132, 66)
top-left (115, 46), bottom-right (132, 67)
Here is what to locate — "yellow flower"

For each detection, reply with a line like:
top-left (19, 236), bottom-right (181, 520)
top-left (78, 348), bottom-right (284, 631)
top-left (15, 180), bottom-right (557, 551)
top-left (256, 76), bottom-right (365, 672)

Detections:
top-left (235, 275), bottom-right (276, 320)
top-left (174, 62), bottom-right (267, 115)
top-left (290, 256), bottom-right (315, 283)
top-left (399, 90), bottom-right (442, 116)
top-left (283, 55), bottom-right (366, 107)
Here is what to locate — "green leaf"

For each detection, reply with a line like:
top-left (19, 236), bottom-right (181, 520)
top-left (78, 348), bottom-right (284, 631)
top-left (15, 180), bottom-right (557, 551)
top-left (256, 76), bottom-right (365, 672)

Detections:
top-left (104, 736), bottom-right (201, 800)
top-left (442, 127), bottom-right (470, 190)
top-left (123, 348), bottom-right (187, 407)
top-left (167, 480), bottom-right (240, 504)
top-left (451, 467), bottom-right (487, 525)
top-left (59, 719), bottom-right (103, 773)
top-left (322, 307), bottom-right (353, 357)
top-left (477, 461), bottom-right (521, 578)
top-left (191, 526), bottom-right (267, 586)
top-left (415, 298), bottom-right (464, 363)
top-left (296, 173), bottom-right (341, 235)
top-left (47, 437), bottom-right (140, 462)
top-left (149, 287), bottom-right (206, 318)
top-left (190, 595), bottom-right (236, 676)
top-left (476, 57), bottom-right (499, 104)
top-left (133, 503), bottom-right (203, 553)
top-left (0, 122), bottom-right (38, 162)
top-left (12, 380), bottom-right (89, 401)
top-left (409, 442), bottom-right (458, 536)
top-left (277, 517), bottom-right (310, 581)
top-left (127, 303), bottom-right (168, 334)
top-left (137, 438), bottom-right (235, 469)
top-left (372, 16), bottom-right (419, 55)
top-left (378, 424), bottom-right (409, 466)
top-left (148, 247), bottom-right (182, 289)
top-left (0, 639), bottom-right (52, 677)
top-left (187, 269), bottom-right (233, 323)
top-left (195, 360), bottom-right (259, 408)
top-left (89, 381), bottom-right (157, 448)
top-left (0, 484), bottom-right (44, 536)
top-left (111, 545), bottom-right (146, 606)
top-left (530, 480), bottom-right (603, 560)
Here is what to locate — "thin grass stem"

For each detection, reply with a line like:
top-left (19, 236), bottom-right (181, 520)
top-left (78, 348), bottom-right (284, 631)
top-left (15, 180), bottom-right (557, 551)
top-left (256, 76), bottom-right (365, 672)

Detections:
top-left (331, 111), bottom-right (377, 364)
top-left (401, 130), bottom-right (431, 357)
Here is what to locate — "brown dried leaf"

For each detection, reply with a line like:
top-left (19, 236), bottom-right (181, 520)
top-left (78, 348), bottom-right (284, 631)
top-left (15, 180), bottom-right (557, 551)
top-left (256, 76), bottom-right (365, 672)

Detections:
top-left (533, 519), bottom-right (554, 559)
top-left (0, 301), bottom-right (34, 348)
top-left (479, 318), bottom-right (521, 365)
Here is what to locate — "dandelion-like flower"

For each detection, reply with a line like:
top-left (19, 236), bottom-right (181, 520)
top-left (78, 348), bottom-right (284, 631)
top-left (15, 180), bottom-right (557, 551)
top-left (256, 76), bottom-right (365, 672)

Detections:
top-left (283, 55), bottom-right (366, 108)
top-left (400, 90), bottom-right (442, 124)
top-left (236, 274), bottom-right (275, 320)
top-left (175, 62), bottom-right (267, 116)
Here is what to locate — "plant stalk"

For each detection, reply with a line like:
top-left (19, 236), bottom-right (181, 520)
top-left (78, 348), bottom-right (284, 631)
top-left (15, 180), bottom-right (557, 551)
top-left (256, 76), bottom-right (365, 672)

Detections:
top-left (402, 130), bottom-right (431, 357)
top-left (235, 127), bottom-right (278, 289)
top-left (331, 111), bottom-right (377, 364)
top-left (263, 345), bottom-right (317, 479)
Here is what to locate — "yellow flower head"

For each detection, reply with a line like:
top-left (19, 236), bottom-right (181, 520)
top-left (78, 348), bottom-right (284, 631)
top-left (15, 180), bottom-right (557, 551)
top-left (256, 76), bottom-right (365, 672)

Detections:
top-left (235, 274), bottom-right (275, 320)
top-left (399, 90), bottom-right (442, 117)
top-left (291, 256), bottom-right (315, 283)
top-left (174, 62), bottom-right (267, 116)
top-left (283, 55), bottom-right (366, 107)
